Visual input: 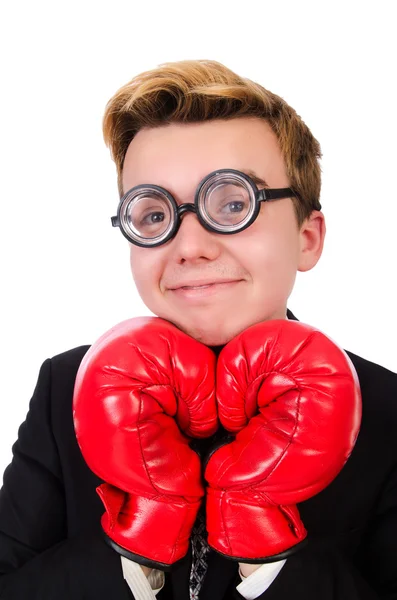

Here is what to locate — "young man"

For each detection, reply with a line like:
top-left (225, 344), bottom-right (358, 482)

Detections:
top-left (0, 60), bottom-right (396, 599)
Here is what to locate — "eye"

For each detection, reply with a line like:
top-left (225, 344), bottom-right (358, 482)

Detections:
top-left (140, 211), bottom-right (165, 225)
top-left (127, 195), bottom-right (170, 233)
top-left (221, 199), bottom-right (246, 213)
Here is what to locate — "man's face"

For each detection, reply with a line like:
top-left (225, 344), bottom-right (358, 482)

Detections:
top-left (123, 117), bottom-right (324, 345)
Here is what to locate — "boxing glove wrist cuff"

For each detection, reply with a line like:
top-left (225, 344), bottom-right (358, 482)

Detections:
top-left (103, 533), bottom-right (185, 572)
top-left (206, 488), bottom-right (307, 561)
top-left (98, 483), bottom-right (201, 567)
top-left (209, 538), bottom-right (308, 564)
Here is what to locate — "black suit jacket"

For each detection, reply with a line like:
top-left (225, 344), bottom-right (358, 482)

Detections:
top-left (0, 313), bottom-right (396, 599)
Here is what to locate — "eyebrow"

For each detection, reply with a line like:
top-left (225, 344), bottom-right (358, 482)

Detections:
top-left (241, 169), bottom-right (269, 188)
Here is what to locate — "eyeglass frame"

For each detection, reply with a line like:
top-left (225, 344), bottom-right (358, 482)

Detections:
top-left (111, 168), bottom-right (316, 248)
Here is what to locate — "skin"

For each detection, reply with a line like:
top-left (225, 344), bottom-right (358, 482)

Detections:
top-left (123, 117), bottom-right (326, 347)
top-left (122, 117), bottom-right (326, 577)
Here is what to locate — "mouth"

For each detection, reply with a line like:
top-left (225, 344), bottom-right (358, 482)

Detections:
top-left (169, 279), bottom-right (243, 299)
top-left (179, 283), bottom-right (223, 290)
top-left (170, 279), bottom-right (242, 291)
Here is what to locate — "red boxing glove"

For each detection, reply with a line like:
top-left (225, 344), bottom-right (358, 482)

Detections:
top-left (73, 317), bottom-right (218, 569)
top-left (205, 319), bottom-right (362, 562)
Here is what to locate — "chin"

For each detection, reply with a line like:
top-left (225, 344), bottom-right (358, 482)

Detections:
top-left (155, 306), bottom-right (287, 346)
top-left (173, 319), bottom-right (248, 347)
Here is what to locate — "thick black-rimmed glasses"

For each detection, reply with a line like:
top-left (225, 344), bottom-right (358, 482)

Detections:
top-left (111, 168), bottom-right (298, 248)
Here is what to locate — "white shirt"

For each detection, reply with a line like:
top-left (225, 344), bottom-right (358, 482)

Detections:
top-left (121, 556), bottom-right (286, 599)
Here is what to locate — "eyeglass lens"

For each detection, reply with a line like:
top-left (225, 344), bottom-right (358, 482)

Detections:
top-left (125, 190), bottom-right (174, 241)
top-left (124, 177), bottom-right (252, 241)
top-left (200, 179), bottom-right (252, 228)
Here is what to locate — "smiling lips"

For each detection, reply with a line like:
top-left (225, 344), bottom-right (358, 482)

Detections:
top-left (171, 279), bottom-right (241, 290)
top-left (168, 279), bottom-right (243, 299)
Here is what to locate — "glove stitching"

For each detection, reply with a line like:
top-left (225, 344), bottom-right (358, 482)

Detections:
top-left (255, 490), bottom-right (277, 505)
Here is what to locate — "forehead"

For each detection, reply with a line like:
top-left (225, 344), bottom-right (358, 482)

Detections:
top-left (122, 117), bottom-right (289, 195)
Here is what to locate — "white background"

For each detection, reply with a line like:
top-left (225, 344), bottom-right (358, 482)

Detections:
top-left (0, 1), bottom-right (396, 479)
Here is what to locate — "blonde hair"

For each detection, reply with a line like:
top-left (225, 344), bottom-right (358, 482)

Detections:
top-left (103, 60), bottom-right (322, 225)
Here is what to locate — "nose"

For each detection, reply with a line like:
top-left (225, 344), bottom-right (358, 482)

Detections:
top-left (171, 210), bottom-right (221, 264)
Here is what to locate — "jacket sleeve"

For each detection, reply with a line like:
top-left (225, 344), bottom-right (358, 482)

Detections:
top-left (232, 547), bottom-right (380, 600)
top-left (233, 464), bottom-right (397, 600)
top-left (0, 358), bottom-right (133, 599)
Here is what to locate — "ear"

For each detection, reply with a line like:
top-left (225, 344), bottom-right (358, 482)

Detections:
top-left (297, 211), bottom-right (326, 272)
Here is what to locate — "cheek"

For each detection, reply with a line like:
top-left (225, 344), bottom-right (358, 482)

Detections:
top-left (237, 223), bottom-right (299, 292)
top-left (129, 247), bottom-right (162, 300)
top-left (244, 229), bottom-right (298, 270)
